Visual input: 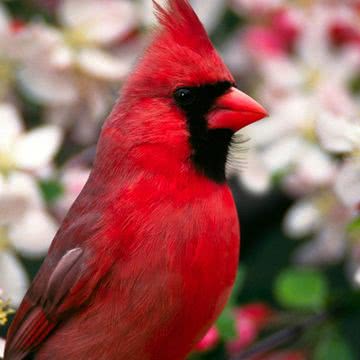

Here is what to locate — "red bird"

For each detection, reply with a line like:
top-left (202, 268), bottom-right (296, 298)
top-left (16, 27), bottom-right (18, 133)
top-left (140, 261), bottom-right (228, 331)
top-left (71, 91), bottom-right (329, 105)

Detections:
top-left (5, 1), bottom-right (267, 359)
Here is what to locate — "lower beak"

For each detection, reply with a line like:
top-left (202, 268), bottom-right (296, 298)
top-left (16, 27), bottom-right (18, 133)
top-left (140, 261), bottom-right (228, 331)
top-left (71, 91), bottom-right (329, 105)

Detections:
top-left (208, 87), bottom-right (268, 132)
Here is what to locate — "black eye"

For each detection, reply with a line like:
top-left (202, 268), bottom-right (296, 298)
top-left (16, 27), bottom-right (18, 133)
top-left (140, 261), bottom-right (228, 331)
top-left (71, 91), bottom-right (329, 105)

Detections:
top-left (174, 88), bottom-right (197, 107)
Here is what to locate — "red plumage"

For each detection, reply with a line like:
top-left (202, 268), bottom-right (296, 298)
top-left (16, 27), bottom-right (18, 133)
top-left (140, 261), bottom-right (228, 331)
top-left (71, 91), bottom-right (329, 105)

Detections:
top-left (5, 1), bottom-right (267, 359)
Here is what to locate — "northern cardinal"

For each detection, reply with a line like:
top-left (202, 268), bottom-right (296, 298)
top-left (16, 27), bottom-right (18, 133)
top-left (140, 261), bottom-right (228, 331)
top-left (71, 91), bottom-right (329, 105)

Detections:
top-left (4, 1), bottom-right (267, 359)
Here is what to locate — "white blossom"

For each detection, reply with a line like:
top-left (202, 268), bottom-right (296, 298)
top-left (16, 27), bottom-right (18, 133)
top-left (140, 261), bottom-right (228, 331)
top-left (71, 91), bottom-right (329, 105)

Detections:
top-left (286, 193), bottom-right (352, 266)
top-left (0, 172), bottom-right (58, 258)
top-left (59, 0), bottom-right (137, 46)
top-left (0, 336), bottom-right (5, 358)
top-left (284, 199), bottom-right (322, 239)
top-left (0, 172), bottom-right (58, 305)
top-left (0, 251), bottom-right (29, 307)
top-left (0, 103), bottom-right (60, 305)
top-left (0, 103), bottom-right (62, 173)
top-left (10, 0), bottom-right (140, 143)
top-left (235, 1), bottom-right (360, 281)
top-left (335, 160), bottom-right (360, 208)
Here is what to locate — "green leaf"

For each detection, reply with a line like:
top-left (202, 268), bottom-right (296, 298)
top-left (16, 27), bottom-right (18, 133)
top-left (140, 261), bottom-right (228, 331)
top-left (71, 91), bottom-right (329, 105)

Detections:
top-left (216, 306), bottom-right (237, 341)
top-left (274, 268), bottom-right (328, 311)
top-left (271, 169), bottom-right (288, 186)
top-left (347, 217), bottom-right (360, 234)
top-left (215, 268), bottom-right (245, 341)
top-left (229, 267), bottom-right (246, 305)
top-left (314, 327), bottom-right (354, 360)
top-left (38, 179), bottom-right (64, 204)
top-left (350, 75), bottom-right (360, 94)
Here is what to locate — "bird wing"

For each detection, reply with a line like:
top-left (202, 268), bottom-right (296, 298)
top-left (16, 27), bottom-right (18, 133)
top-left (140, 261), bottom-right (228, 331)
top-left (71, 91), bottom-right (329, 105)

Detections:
top-left (4, 247), bottom-right (113, 360)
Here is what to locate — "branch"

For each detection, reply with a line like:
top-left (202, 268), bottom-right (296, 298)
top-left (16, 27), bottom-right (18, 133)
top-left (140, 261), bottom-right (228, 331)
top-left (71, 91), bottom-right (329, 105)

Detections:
top-left (230, 312), bottom-right (328, 360)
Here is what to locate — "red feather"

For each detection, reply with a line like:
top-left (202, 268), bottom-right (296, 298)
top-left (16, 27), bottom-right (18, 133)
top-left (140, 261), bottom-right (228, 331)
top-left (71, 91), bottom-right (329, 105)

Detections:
top-left (3, 1), bottom-right (266, 359)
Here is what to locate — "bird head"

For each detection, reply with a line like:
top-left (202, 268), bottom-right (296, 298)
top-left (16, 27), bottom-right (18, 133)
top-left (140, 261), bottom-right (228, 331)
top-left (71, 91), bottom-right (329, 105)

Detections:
top-left (102, 0), bottom-right (267, 183)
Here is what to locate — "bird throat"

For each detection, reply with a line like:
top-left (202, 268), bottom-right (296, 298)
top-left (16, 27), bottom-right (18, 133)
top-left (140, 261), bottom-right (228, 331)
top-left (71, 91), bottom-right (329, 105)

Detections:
top-left (188, 123), bottom-right (233, 183)
top-left (182, 82), bottom-right (234, 183)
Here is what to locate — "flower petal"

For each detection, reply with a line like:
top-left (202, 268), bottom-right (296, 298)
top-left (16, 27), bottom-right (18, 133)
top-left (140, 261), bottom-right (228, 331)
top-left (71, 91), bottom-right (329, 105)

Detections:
top-left (262, 136), bottom-right (304, 172)
top-left (0, 192), bottom-right (28, 226)
top-left (9, 209), bottom-right (58, 258)
top-left (0, 251), bottom-right (29, 307)
top-left (0, 337), bottom-right (5, 358)
top-left (247, 114), bottom-right (293, 148)
top-left (293, 225), bottom-right (346, 265)
top-left (12, 24), bottom-right (70, 68)
top-left (248, 95), bottom-right (310, 147)
top-left (237, 152), bottom-right (272, 194)
top-left (60, 0), bottom-right (137, 45)
top-left (335, 160), bottom-right (360, 208)
top-left (13, 126), bottom-right (63, 171)
top-left (0, 103), bottom-right (23, 151)
top-left (316, 112), bottom-right (360, 154)
top-left (291, 146), bottom-right (335, 189)
top-left (17, 66), bottom-right (78, 106)
top-left (0, 172), bottom-right (43, 225)
top-left (195, 326), bottom-right (219, 352)
top-left (76, 48), bottom-right (129, 80)
top-left (259, 57), bottom-right (303, 92)
top-left (284, 199), bottom-right (322, 238)
top-left (7, 172), bottom-right (43, 208)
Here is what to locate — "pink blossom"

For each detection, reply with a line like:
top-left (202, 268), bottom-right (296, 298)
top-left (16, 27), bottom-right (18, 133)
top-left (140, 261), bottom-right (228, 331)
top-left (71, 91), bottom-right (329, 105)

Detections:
top-left (227, 303), bottom-right (273, 355)
top-left (194, 326), bottom-right (220, 352)
top-left (330, 20), bottom-right (360, 47)
top-left (244, 26), bottom-right (287, 59)
top-left (243, 9), bottom-right (300, 60)
top-left (239, 303), bottom-right (273, 328)
top-left (271, 9), bottom-right (301, 51)
top-left (9, 20), bottom-right (26, 34)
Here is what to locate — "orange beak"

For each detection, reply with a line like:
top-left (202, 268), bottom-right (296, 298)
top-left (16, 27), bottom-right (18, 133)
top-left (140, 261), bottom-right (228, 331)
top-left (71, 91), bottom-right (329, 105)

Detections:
top-left (208, 87), bottom-right (268, 132)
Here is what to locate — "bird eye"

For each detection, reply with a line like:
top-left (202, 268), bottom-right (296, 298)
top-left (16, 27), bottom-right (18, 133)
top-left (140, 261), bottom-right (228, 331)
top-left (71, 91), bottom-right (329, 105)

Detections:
top-left (174, 88), bottom-right (196, 107)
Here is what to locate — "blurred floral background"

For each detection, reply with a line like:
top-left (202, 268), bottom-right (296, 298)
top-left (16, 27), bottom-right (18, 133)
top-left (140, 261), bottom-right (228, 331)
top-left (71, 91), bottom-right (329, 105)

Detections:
top-left (0, 0), bottom-right (359, 359)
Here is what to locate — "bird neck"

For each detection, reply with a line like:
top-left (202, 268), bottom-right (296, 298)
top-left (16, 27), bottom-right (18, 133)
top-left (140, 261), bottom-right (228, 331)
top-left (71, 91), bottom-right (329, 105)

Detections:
top-left (94, 125), bottom-right (191, 182)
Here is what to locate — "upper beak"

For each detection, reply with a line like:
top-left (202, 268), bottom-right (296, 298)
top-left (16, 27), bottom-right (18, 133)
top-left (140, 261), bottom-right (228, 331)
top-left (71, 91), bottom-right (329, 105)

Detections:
top-left (208, 87), bottom-right (268, 132)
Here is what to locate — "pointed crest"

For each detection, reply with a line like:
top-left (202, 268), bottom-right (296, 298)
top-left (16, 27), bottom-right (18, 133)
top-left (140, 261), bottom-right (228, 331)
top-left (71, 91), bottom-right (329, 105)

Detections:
top-left (121, 0), bottom-right (233, 99)
top-left (152, 0), bottom-right (213, 53)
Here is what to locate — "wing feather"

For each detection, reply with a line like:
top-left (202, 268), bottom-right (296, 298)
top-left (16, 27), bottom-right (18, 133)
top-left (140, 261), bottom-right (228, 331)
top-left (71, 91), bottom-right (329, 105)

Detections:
top-left (4, 247), bottom-right (111, 360)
